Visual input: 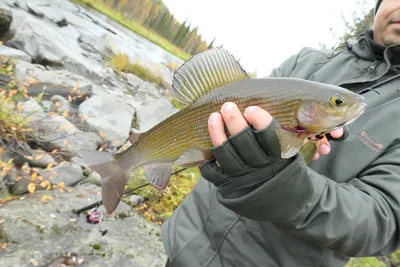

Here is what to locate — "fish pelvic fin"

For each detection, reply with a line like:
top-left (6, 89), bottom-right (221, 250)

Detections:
top-left (275, 126), bottom-right (307, 159)
top-left (171, 48), bottom-right (250, 107)
top-left (78, 150), bottom-right (136, 214)
top-left (299, 141), bottom-right (318, 164)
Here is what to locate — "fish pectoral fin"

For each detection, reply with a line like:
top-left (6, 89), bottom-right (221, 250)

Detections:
top-left (299, 141), bottom-right (319, 165)
top-left (174, 148), bottom-right (214, 168)
top-left (171, 48), bottom-right (250, 107)
top-left (276, 126), bottom-right (307, 159)
top-left (143, 162), bottom-right (174, 190)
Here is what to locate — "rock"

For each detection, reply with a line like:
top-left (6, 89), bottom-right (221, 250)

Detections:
top-left (9, 162), bottom-right (30, 195)
top-left (27, 3), bottom-right (68, 27)
top-left (5, 14), bottom-right (103, 82)
top-left (0, 44), bottom-right (31, 62)
top-left (39, 162), bottom-right (84, 186)
top-left (0, 183), bottom-right (167, 267)
top-left (17, 97), bottom-right (101, 152)
top-left (50, 95), bottom-right (70, 113)
top-left (129, 195), bottom-right (144, 206)
top-left (79, 95), bottom-right (135, 147)
top-left (0, 173), bottom-right (9, 198)
top-left (12, 149), bottom-right (55, 168)
top-left (14, 60), bottom-right (93, 102)
top-left (83, 171), bottom-right (101, 186)
top-left (78, 32), bottom-right (121, 58)
top-left (0, 8), bottom-right (12, 40)
top-left (136, 98), bottom-right (179, 132)
top-left (138, 82), bottom-right (160, 98)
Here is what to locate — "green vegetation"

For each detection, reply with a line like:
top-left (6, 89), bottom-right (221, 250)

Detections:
top-left (110, 53), bottom-right (165, 87)
top-left (70, 0), bottom-right (215, 61)
top-left (125, 165), bottom-right (199, 225)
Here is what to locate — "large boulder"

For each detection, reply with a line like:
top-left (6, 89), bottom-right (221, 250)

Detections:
top-left (17, 97), bottom-right (101, 152)
top-left (5, 14), bottom-right (103, 82)
top-left (136, 98), bottom-right (179, 132)
top-left (79, 95), bottom-right (135, 147)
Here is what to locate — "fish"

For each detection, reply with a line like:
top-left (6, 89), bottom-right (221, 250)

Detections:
top-left (79, 48), bottom-right (367, 214)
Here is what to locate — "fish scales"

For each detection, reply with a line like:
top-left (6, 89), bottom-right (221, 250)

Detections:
top-left (128, 78), bottom-right (309, 166)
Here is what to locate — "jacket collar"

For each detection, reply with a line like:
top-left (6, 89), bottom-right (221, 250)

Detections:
top-left (345, 29), bottom-right (400, 65)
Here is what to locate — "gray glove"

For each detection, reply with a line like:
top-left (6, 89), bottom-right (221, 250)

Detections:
top-left (200, 119), bottom-right (295, 199)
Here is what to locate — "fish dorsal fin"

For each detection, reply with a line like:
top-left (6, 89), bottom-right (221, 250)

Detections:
top-left (172, 48), bottom-right (249, 107)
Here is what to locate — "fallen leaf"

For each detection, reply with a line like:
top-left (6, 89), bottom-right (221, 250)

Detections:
top-left (27, 183), bottom-right (36, 193)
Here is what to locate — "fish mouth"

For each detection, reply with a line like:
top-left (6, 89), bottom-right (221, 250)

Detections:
top-left (335, 102), bottom-right (367, 128)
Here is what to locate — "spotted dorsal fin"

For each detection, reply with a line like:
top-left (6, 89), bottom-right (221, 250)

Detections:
top-left (171, 48), bottom-right (249, 107)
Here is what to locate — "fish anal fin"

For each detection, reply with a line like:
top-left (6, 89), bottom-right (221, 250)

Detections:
top-left (276, 126), bottom-right (307, 159)
top-left (143, 162), bottom-right (173, 190)
top-left (174, 148), bottom-right (214, 168)
top-left (171, 48), bottom-right (249, 106)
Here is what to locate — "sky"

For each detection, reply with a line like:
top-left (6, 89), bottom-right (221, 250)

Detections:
top-left (163, 0), bottom-right (376, 77)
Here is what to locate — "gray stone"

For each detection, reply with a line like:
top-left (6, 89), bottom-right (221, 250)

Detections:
top-left (17, 98), bottom-right (101, 152)
top-left (27, 3), bottom-right (68, 27)
top-left (0, 8), bottom-right (12, 40)
top-left (50, 95), bottom-right (70, 113)
top-left (0, 45), bottom-right (31, 62)
top-left (83, 171), bottom-right (101, 186)
top-left (136, 98), bottom-right (179, 132)
top-left (5, 14), bottom-right (104, 82)
top-left (0, 183), bottom-right (167, 267)
top-left (12, 149), bottom-right (55, 168)
top-left (78, 32), bottom-right (121, 58)
top-left (39, 162), bottom-right (84, 186)
top-left (79, 95), bottom-right (135, 147)
top-left (129, 195), bottom-right (144, 206)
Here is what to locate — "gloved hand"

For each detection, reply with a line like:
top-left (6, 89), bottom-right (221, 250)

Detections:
top-left (200, 102), bottom-right (344, 199)
top-left (200, 110), bottom-right (294, 199)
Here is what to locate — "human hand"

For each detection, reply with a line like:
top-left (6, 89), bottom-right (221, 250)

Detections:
top-left (208, 102), bottom-right (343, 161)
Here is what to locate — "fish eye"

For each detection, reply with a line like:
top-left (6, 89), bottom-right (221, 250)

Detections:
top-left (330, 95), bottom-right (345, 107)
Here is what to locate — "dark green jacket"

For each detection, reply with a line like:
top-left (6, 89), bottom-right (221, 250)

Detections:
top-left (161, 30), bottom-right (400, 267)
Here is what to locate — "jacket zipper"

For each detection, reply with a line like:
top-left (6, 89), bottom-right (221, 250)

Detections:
top-left (368, 60), bottom-right (381, 72)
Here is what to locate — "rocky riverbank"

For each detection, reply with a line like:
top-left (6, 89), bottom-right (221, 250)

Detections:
top-left (0, 0), bottom-right (184, 266)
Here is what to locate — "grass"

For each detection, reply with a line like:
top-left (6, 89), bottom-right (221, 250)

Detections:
top-left (109, 53), bottom-right (167, 88)
top-left (124, 165), bottom-right (200, 225)
top-left (69, 0), bottom-right (191, 61)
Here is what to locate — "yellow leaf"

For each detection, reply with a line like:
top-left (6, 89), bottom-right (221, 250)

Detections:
top-left (41, 194), bottom-right (53, 202)
top-left (40, 180), bottom-right (50, 188)
top-left (46, 163), bottom-right (53, 169)
top-left (62, 110), bottom-right (68, 118)
top-left (58, 182), bottom-right (65, 189)
top-left (99, 131), bottom-right (105, 139)
top-left (34, 154), bottom-right (44, 161)
top-left (38, 176), bottom-right (44, 181)
top-left (7, 158), bottom-right (13, 165)
top-left (31, 172), bottom-right (37, 181)
top-left (27, 183), bottom-right (36, 193)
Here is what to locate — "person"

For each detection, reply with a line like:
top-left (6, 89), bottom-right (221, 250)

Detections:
top-left (161, 0), bottom-right (400, 266)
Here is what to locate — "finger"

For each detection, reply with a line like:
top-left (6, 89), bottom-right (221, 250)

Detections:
top-left (208, 112), bottom-right (227, 147)
top-left (243, 106), bottom-right (273, 131)
top-left (318, 136), bottom-right (331, 155)
top-left (313, 152), bottom-right (320, 161)
top-left (330, 128), bottom-right (343, 139)
top-left (220, 102), bottom-right (249, 135)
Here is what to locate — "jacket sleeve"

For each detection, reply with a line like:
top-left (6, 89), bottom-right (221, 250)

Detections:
top-left (215, 142), bottom-right (400, 257)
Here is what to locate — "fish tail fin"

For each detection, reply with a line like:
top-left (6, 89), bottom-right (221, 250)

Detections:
top-left (78, 150), bottom-right (136, 214)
